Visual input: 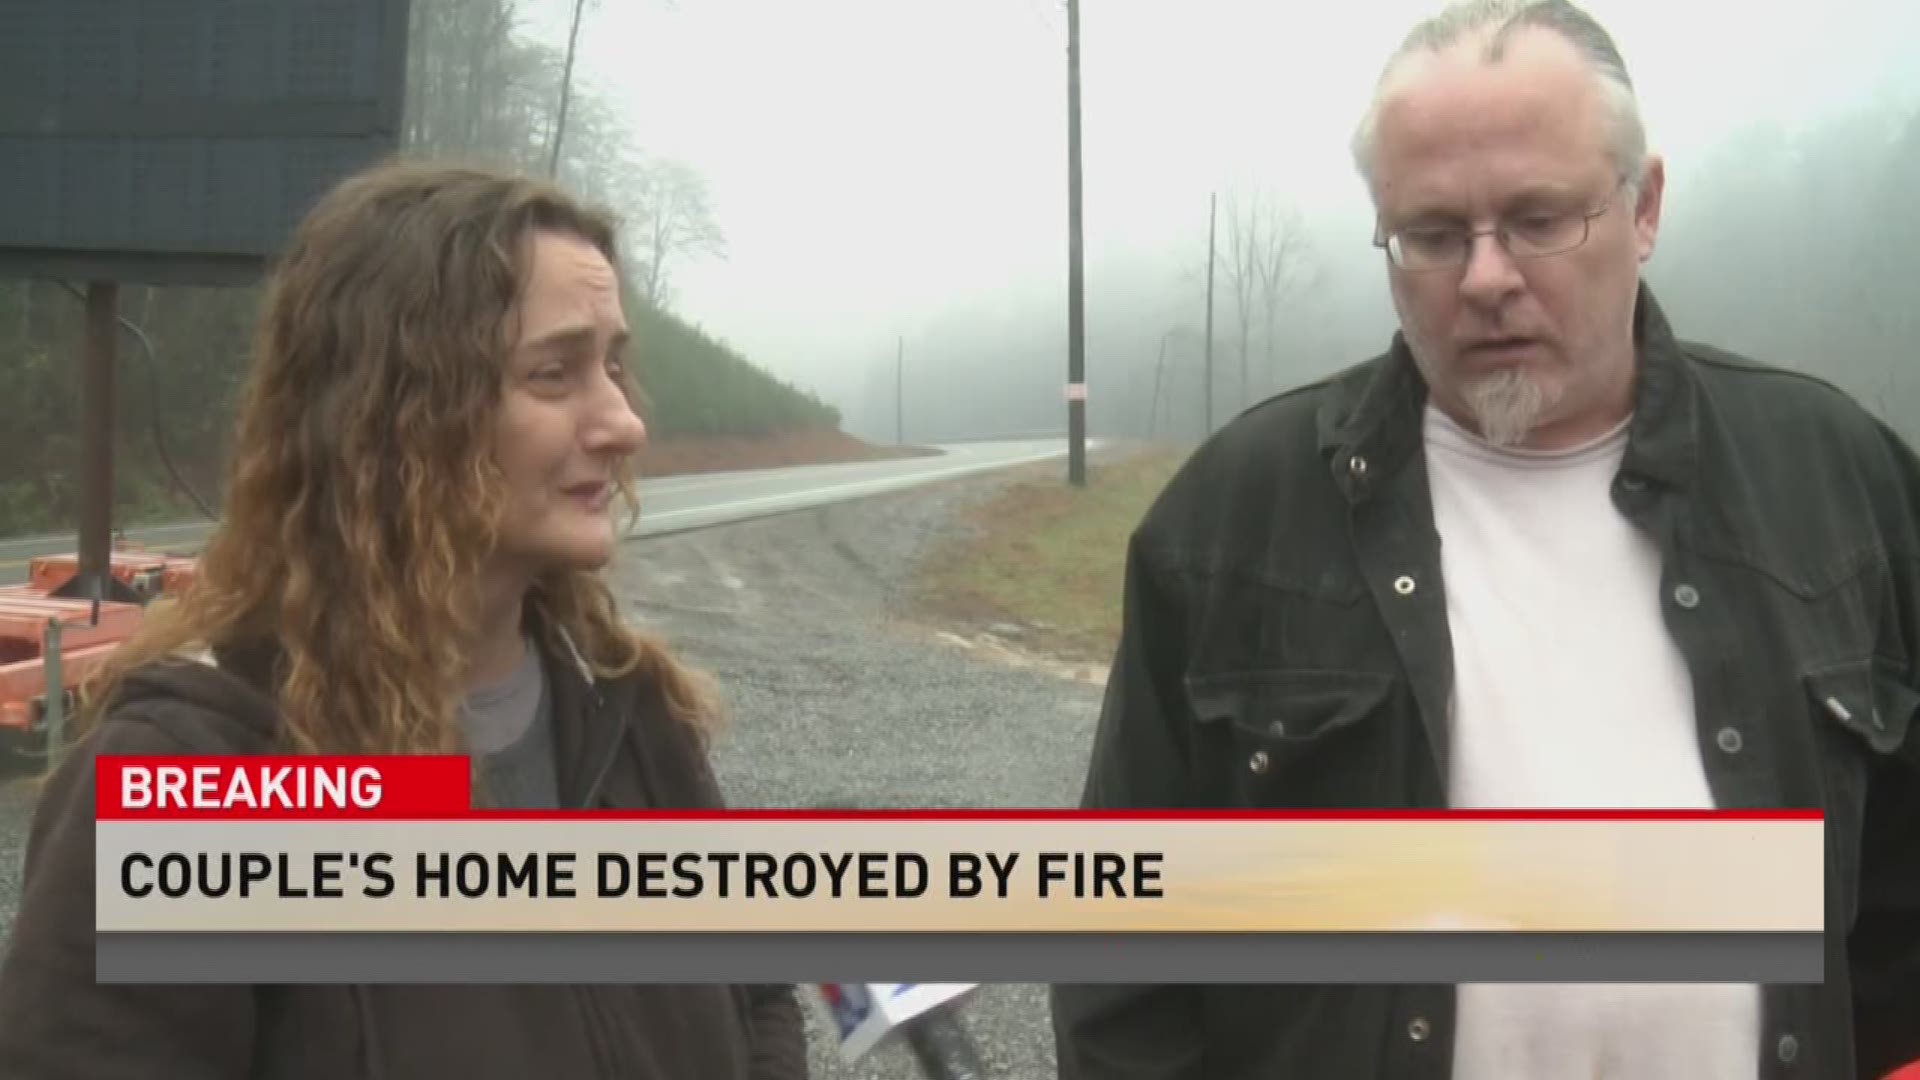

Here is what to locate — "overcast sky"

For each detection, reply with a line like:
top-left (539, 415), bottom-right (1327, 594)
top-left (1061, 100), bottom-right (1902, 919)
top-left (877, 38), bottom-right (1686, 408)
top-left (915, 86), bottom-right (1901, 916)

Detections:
top-left (520, 0), bottom-right (1920, 415)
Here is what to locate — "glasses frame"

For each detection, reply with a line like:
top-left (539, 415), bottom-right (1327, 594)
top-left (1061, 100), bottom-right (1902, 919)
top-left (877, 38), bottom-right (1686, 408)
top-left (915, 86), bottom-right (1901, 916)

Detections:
top-left (1372, 175), bottom-right (1633, 272)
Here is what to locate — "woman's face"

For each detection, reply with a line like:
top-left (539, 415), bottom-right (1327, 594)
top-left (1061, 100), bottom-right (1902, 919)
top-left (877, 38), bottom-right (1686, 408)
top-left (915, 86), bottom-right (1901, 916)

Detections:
top-left (490, 229), bottom-right (648, 577)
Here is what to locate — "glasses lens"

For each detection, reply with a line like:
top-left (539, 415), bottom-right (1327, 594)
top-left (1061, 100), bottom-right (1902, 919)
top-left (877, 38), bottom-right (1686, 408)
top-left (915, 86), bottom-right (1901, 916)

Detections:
top-left (1391, 229), bottom-right (1465, 271)
top-left (1506, 213), bottom-right (1588, 257)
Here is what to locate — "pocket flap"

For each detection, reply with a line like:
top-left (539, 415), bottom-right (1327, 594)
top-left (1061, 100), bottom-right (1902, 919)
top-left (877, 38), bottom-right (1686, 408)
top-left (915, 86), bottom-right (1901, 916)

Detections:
top-left (1803, 657), bottom-right (1914, 755)
top-left (1185, 668), bottom-right (1395, 742)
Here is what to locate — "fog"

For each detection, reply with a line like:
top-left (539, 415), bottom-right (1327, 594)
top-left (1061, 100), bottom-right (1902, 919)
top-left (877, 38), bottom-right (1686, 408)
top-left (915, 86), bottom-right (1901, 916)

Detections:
top-left (524, 0), bottom-right (1920, 445)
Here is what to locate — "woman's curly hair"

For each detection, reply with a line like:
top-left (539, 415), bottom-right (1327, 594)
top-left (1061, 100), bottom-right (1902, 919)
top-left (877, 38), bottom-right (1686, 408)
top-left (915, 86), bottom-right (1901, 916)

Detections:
top-left (79, 159), bottom-right (721, 754)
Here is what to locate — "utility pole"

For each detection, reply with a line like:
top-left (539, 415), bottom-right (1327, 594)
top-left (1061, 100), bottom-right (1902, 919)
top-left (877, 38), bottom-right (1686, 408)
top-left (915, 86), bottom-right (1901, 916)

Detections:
top-left (895, 336), bottom-right (904, 444)
top-left (1203, 191), bottom-right (1217, 434)
top-left (1148, 332), bottom-right (1169, 439)
top-left (547, 0), bottom-right (590, 180)
top-left (1065, 0), bottom-right (1087, 487)
top-left (77, 282), bottom-right (117, 599)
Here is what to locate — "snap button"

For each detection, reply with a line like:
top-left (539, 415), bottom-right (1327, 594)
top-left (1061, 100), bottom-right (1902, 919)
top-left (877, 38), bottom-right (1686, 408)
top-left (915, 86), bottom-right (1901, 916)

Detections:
top-left (1349, 455), bottom-right (1369, 478)
top-left (1248, 750), bottom-right (1270, 775)
top-left (1407, 1016), bottom-right (1431, 1042)
top-left (1267, 719), bottom-right (1287, 737)
top-left (1394, 575), bottom-right (1417, 596)
top-left (1776, 1033), bottom-right (1799, 1064)
top-left (1673, 583), bottom-right (1700, 609)
top-left (1716, 727), bottom-right (1744, 754)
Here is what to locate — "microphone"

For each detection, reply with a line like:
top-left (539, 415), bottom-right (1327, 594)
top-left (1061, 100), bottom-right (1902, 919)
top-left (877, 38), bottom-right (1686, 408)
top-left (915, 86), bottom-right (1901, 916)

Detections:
top-left (815, 982), bottom-right (989, 1079)
top-left (805, 801), bottom-right (989, 1077)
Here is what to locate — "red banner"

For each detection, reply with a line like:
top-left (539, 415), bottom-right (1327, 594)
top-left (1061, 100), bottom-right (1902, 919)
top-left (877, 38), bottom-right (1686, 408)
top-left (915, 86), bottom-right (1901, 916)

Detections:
top-left (92, 755), bottom-right (1832, 822)
top-left (95, 755), bottom-right (472, 819)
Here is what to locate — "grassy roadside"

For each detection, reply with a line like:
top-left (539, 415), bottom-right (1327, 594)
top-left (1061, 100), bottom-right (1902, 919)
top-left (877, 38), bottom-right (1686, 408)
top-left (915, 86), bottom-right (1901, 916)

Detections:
top-left (914, 443), bottom-right (1192, 665)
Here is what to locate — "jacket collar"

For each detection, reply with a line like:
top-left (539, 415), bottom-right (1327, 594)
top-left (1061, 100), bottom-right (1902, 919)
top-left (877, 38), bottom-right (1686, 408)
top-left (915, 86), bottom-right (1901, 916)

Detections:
top-left (204, 600), bottom-right (604, 708)
top-left (541, 608), bottom-right (598, 691)
top-left (1616, 284), bottom-right (1698, 492)
top-left (524, 596), bottom-right (634, 810)
top-left (1318, 281), bottom-right (1697, 501)
top-left (201, 598), bottom-right (626, 809)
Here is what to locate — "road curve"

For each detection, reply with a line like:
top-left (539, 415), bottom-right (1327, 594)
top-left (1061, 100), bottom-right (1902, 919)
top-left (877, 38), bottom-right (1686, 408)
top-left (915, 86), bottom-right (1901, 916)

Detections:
top-left (0, 439), bottom-right (1091, 586)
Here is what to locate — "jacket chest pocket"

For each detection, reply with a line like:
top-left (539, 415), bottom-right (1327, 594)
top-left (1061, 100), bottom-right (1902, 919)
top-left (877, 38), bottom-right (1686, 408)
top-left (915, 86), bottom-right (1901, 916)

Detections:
top-left (1801, 656), bottom-right (1916, 920)
top-left (1185, 668), bottom-right (1399, 808)
top-left (1804, 657), bottom-right (1913, 772)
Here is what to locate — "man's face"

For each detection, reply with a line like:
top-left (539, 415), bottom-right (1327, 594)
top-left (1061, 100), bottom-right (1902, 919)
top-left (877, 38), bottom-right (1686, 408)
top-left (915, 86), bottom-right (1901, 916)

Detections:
top-left (492, 229), bottom-right (647, 577)
top-left (1370, 28), bottom-right (1664, 448)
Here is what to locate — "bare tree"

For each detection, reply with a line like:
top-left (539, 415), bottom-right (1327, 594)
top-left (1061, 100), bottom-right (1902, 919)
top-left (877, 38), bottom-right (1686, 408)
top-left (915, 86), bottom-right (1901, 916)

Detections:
top-left (1219, 189), bottom-right (1260, 410)
top-left (551, 87), bottom-right (641, 208)
top-left (396, 0), bottom-right (728, 315)
top-left (631, 159), bottom-right (727, 309)
top-left (546, 0), bottom-right (594, 179)
top-left (1217, 187), bottom-right (1319, 407)
top-left (403, 0), bottom-right (558, 171)
top-left (1252, 199), bottom-right (1315, 397)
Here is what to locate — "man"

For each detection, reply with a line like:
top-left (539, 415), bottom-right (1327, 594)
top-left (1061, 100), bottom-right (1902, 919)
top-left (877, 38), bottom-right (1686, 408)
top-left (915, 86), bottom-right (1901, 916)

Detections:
top-left (1049, 2), bottom-right (1919, 1078)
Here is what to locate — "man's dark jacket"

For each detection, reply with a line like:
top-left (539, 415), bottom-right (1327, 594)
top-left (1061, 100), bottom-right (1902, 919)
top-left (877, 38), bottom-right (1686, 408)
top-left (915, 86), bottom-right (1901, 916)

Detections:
top-left (1051, 286), bottom-right (1920, 1080)
top-left (0, 607), bottom-right (809, 1079)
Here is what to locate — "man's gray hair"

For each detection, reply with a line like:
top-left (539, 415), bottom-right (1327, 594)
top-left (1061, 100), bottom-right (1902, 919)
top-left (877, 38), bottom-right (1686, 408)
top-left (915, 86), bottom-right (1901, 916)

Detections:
top-left (1351, 0), bottom-right (1648, 198)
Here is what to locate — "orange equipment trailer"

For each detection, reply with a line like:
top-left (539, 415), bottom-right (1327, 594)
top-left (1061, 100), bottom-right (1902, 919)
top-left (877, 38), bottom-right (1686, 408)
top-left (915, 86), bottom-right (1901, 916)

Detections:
top-left (0, 542), bottom-right (198, 766)
top-left (0, 588), bottom-right (144, 733)
top-left (27, 546), bottom-right (199, 603)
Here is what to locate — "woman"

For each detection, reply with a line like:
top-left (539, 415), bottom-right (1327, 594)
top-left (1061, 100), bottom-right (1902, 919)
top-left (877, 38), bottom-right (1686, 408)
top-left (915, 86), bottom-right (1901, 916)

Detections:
top-left (0, 160), bottom-right (809, 1078)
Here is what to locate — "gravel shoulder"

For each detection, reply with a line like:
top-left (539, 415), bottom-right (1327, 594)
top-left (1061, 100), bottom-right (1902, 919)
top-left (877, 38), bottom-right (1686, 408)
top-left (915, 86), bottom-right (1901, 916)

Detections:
top-left (0, 458), bottom-right (1111, 1078)
top-left (615, 462), bottom-right (1108, 1079)
top-left (0, 774), bottom-right (34, 946)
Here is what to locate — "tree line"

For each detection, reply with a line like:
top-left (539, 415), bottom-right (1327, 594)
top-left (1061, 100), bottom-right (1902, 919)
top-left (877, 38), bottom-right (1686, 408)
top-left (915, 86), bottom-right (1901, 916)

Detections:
top-left (846, 93), bottom-right (1920, 452)
top-left (0, 0), bottom-right (839, 539)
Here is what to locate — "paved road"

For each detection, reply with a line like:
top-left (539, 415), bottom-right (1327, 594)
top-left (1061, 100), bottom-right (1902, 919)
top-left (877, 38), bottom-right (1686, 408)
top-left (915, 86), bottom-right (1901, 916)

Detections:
top-left (0, 438), bottom-right (1095, 586)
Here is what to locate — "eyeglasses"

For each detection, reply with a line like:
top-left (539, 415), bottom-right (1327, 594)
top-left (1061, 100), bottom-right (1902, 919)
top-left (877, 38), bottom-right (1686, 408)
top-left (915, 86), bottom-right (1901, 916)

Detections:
top-left (1373, 177), bottom-right (1630, 272)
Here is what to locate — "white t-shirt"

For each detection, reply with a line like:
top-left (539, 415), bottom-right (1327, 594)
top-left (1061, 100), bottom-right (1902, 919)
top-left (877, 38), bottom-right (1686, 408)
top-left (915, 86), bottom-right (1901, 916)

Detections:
top-left (1423, 402), bottom-right (1760, 1079)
